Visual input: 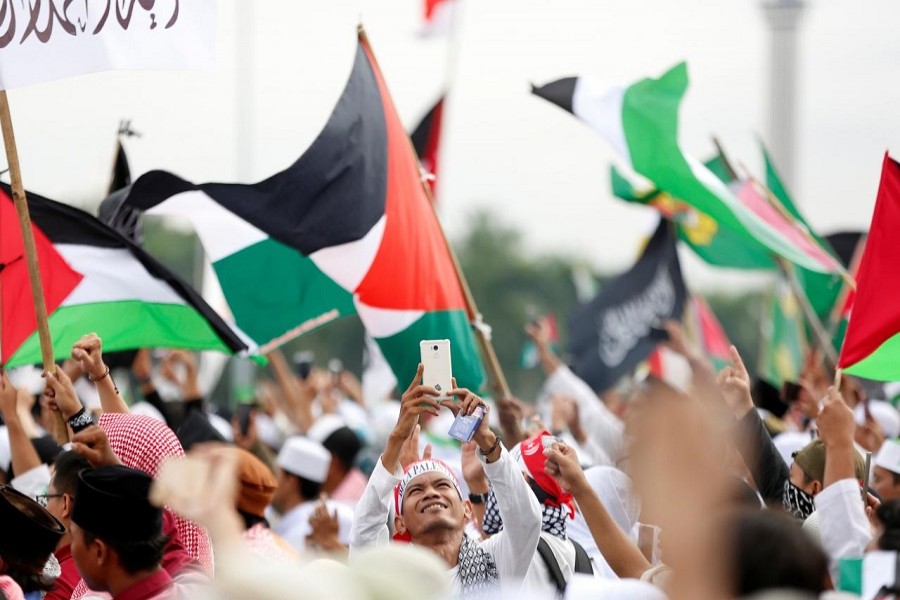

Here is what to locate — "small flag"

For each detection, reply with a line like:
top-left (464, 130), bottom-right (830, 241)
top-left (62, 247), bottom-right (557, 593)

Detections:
top-left (411, 96), bottom-right (445, 200)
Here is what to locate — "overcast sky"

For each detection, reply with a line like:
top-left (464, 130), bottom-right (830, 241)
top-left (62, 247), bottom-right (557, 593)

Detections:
top-left (7, 0), bottom-right (900, 292)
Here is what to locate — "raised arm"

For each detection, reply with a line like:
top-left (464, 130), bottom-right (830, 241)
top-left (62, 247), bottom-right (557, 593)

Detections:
top-left (267, 349), bottom-right (314, 434)
top-left (0, 370), bottom-right (42, 483)
top-left (719, 345), bottom-right (790, 503)
top-left (72, 333), bottom-right (129, 415)
top-left (816, 386), bottom-right (872, 563)
top-left (545, 442), bottom-right (651, 579)
top-left (444, 382), bottom-right (542, 581)
top-left (350, 365), bottom-right (441, 555)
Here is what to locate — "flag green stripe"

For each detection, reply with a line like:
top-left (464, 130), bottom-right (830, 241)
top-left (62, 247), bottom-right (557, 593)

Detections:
top-left (619, 64), bottom-right (834, 273)
top-left (6, 301), bottom-right (233, 368)
top-left (214, 238), bottom-right (356, 348)
top-left (842, 331), bottom-right (900, 381)
top-left (375, 310), bottom-right (486, 392)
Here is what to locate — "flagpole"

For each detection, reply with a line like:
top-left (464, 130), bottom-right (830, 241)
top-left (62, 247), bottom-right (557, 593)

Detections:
top-left (775, 257), bottom-right (838, 369)
top-left (710, 136), bottom-right (740, 181)
top-left (0, 90), bottom-right (68, 443)
top-left (355, 26), bottom-right (511, 399)
top-left (826, 233), bottom-right (866, 336)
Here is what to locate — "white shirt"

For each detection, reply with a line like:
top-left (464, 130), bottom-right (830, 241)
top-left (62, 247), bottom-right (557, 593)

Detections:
top-left (350, 447), bottom-right (543, 594)
top-left (273, 499), bottom-right (354, 552)
top-left (815, 478), bottom-right (873, 578)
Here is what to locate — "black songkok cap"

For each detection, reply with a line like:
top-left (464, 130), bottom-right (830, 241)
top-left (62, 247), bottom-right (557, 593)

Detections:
top-left (72, 465), bottom-right (162, 543)
top-left (0, 484), bottom-right (65, 569)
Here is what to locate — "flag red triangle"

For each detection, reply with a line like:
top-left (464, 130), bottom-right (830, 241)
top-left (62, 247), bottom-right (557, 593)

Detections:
top-left (353, 35), bottom-right (466, 313)
top-left (1, 190), bottom-right (83, 363)
top-left (839, 154), bottom-right (900, 372)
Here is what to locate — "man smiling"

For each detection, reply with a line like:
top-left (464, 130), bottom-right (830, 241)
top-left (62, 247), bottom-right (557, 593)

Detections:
top-left (350, 365), bottom-right (541, 597)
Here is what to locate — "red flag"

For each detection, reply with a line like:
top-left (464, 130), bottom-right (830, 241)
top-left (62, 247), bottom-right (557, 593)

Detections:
top-left (838, 154), bottom-right (900, 380)
top-left (0, 190), bottom-right (82, 363)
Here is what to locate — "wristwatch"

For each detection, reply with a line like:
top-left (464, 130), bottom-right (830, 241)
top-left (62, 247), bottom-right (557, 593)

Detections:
top-left (468, 492), bottom-right (488, 505)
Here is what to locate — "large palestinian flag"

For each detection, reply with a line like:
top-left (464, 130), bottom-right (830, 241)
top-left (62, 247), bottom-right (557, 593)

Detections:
top-left (123, 32), bottom-right (485, 389)
top-left (0, 186), bottom-right (250, 367)
top-left (531, 66), bottom-right (843, 276)
top-left (838, 154), bottom-right (900, 380)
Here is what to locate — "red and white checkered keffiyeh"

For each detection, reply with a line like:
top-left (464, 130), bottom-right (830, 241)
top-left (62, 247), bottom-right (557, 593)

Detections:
top-left (69, 413), bottom-right (214, 599)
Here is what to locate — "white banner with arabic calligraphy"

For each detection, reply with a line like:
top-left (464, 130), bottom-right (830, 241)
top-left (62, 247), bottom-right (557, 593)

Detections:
top-left (0, 0), bottom-right (215, 90)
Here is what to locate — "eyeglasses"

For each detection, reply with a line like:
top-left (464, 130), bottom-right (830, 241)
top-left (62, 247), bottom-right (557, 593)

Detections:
top-left (36, 493), bottom-right (64, 508)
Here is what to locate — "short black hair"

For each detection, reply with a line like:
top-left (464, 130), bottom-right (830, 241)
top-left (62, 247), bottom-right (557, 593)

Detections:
top-left (82, 531), bottom-right (170, 575)
top-left (322, 427), bottom-right (362, 473)
top-left (296, 474), bottom-right (322, 501)
top-left (877, 499), bottom-right (900, 551)
top-left (238, 509), bottom-right (270, 531)
top-left (727, 509), bottom-right (828, 597)
top-left (52, 451), bottom-right (92, 497)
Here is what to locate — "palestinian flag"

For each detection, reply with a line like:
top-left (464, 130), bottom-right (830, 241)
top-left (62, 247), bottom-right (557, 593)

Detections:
top-left (1, 190), bottom-right (82, 363)
top-left (0, 185), bottom-right (250, 367)
top-left (411, 95), bottom-right (444, 200)
top-left (838, 154), bottom-right (900, 380)
top-left (611, 155), bottom-right (774, 270)
top-left (531, 66), bottom-right (843, 275)
top-left (123, 32), bottom-right (485, 389)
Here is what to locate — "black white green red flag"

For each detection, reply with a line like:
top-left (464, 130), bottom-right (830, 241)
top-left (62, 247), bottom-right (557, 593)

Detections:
top-left (123, 32), bottom-right (485, 390)
top-left (0, 185), bottom-right (249, 367)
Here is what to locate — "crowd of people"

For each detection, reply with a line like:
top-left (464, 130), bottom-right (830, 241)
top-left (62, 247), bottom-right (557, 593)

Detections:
top-left (1, 319), bottom-right (899, 600)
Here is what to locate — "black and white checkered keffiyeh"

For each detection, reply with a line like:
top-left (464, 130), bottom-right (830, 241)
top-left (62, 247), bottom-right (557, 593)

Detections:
top-left (482, 488), bottom-right (568, 539)
top-left (457, 533), bottom-right (500, 597)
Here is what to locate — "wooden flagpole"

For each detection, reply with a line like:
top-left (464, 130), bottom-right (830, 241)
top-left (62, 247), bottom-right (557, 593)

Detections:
top-left (0, 90), bottom-right (69, 443)
top-left (358, 26), bottom-right (512, 400)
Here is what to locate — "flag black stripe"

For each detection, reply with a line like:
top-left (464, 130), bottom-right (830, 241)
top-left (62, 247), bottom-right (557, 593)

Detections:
top-left (531, 77), bottom-right (578, 115)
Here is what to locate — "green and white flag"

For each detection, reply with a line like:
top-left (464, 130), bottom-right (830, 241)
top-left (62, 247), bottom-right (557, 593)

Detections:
top-left (532, 66), bottom-right (843, 275)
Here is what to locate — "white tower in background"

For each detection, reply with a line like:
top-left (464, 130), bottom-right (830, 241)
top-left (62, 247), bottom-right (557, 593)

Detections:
top-left (762, 0), bottom-right (805, 195)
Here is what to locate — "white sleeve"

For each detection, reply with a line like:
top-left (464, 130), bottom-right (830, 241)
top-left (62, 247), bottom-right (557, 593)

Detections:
top-left (544, 366), bottom-right (625, 464)
top-left (11, 463), bottom-right (51, 499)
top-left (349, 456), bottom-right (401, 557)
top-left (815, 478), bottom-right (873, 564)
top-left (478, 447), bottom-right (542, 581)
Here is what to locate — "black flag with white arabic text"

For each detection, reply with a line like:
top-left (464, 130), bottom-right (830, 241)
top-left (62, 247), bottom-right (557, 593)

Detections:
top-left (568, 220), bottom-right (687, 392)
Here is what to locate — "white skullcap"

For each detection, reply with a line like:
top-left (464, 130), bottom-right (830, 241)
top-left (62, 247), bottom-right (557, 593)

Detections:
top-left (276, 436), bottom-right (331, 483)
top-left (875, 439), bottom-right (900, 476)
top-left (857, 401), bottom-right (900, 439)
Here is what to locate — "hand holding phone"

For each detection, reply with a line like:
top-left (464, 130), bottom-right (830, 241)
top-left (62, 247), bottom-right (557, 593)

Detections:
top-left (420, 340), bottom-right (452, 399)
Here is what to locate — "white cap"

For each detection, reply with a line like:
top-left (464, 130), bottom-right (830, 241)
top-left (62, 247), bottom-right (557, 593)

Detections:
top-left (875, 439), bottom-right (900, 475)
top-left (307, 414), bottom-right (346, 444)
top-left (856, 401), bottom-right (900, 439)
top-left (276, 436), bottom-right (331, 482)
